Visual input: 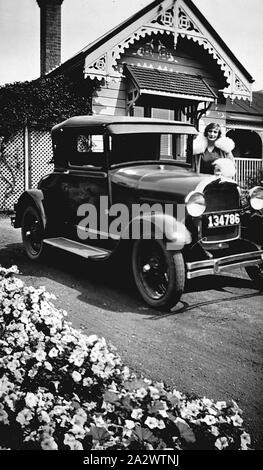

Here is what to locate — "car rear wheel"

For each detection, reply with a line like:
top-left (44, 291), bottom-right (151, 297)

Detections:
top-left (21, 205), bottom-right (45, 260)
top-left (132, 238), bottom-right (185, 310)
top-left (245, 264), bottom-right (263, 288)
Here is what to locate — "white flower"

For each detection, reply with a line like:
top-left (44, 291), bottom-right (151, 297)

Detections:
top-left (85, 402), bottom-right (97, 411)
top-left (202, 415), bottom-right (217, 426)
top-left (173, 389), bottom-right (183, 400)
top-left (180, 402), bottom-right (200, 419)
top-left (25, 392), bottom-right (38, 408)
top-left (211, 426), bottom-right (219, 437)
top-left (72, 371), bottom-right (82, 383)
top-left (0, 407), bottom-right (9, 425)
top-left (16, 408), bottom-right (33, 427)
top-left (202, 398), bottom-right (213, 408)
top-left (231, 414), bottom-right (243, 427)
top-left (215, 436), bottom-right (229, 450)
top-left (149, 386), bottom-right (160, 399)
top-left (70, 424), bottom-right (85, 438)
top-left (48, 347), bottom-right (59, 358)
top-left (39, 410), bottom-right (51, 424)
top-left (41, 436), bottom-right (58, 450)
top-left (93, 416), bottom-right (106, 427)
top-left (135, 387), bottom-right (148, 399)
top-left (215, 401), bottom-right (227, 410)
top-left (207, 407), bottom-right (218, 416)
top-left (125, 420), bottom-right (135, 430)
top-left (72, 410), bottom-right (87, 427)
top-left (34, 349), bottom-right (46, 362)
top-left (44, 361), bottom-right (53, 371)
top-left (83, 377), bottom-right (93, 387)
top-left (145, 417), bottom-right (159, 429)
top-left (131, 408), bottom-right (144, 420)
top-left (69, 350), bottom-right (85, 367)
top-left (122, 366), bottom-right (130, 380)
top-left (86, 334), bottom-right (99, 345)
top-left (92, 364), bottom-right (104, 376)
top-left (240, 432), bottom-right (251, 450)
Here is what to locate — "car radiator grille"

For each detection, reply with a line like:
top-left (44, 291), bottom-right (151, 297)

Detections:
top-left (201, 180), bottom-right (240, 243)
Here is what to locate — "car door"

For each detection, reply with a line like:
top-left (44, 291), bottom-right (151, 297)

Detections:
top-left (63, 130), bottom-right (112, 249)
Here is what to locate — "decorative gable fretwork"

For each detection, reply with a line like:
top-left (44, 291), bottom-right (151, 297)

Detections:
top-left (84, 0), bottom-right (252, 101)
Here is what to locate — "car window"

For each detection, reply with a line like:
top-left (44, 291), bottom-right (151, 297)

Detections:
top-left (110, 133), bottom-right (192, 166)
top-left (68, 134), bottom-right (104, 169)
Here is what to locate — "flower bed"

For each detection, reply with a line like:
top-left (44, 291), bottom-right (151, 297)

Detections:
top-left (0, 266), bottom-right (252, 450)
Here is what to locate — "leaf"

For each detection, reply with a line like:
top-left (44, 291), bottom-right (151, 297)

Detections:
top-left (174, 419), bottom-right (196, 444)
top-left (120, 395), bottom-right (134, 411)
top-left (147, 400), bottom-right (166, 415)
top-left (166, 392), bottom-right (181, 408)
top-left (132, 424), bottom-right (158, 444)
top-left (124, 378), bottom-right (148, 392)
top-left (103, 390), bottom-right (120, 404)
top-left (90, 426), bottom-right (111, 443)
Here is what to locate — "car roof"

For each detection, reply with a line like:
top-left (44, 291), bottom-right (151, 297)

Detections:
top-left (52, 115), bottom-right (198, 135)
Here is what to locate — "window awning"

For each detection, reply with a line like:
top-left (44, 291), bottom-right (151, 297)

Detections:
top-left (124, 65), bottom-right (217, 103)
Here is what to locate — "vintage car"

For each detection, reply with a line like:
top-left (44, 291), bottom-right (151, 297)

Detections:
top-left (11, 116), bottom-right (263, 310)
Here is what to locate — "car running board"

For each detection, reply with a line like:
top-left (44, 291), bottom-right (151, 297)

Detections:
top-left (43, 237), bottom-right (111, 260)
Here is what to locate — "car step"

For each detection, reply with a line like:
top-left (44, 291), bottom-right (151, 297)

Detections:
top-left (43, 237), bottom-right (111, 260)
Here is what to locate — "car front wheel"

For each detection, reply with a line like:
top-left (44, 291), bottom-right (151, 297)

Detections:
top-left (132, 239), bottom-right (185, 310)
top-left (21, 205), bottom-right (45, 260)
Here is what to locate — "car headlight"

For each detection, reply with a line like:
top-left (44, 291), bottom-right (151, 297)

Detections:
top-left (249, 186), bottom-right (263, 210)
top-left (185, 191), bottom-right (206, 217)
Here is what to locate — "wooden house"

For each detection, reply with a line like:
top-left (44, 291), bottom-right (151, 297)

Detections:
top-left (47, 0), bottom-right (262, 186)
top-left (1, 0), bottom-right (262, 211)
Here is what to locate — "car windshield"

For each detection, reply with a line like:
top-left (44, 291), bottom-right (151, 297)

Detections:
top-left (110, 133), bottom-right (193, 166)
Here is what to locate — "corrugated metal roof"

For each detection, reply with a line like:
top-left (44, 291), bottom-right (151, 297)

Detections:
top-left (125, 65), bottom-right (217, 100)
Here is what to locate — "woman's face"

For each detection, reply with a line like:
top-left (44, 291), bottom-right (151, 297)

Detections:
top-left (207, 128), bottom-right (220, 142)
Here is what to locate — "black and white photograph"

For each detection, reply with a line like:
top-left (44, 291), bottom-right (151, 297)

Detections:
top-left (0, 0), bottom-right (262, 458)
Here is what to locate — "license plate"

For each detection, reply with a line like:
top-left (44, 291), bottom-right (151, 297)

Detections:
top-left (205, 212), bottom-right (240, 229)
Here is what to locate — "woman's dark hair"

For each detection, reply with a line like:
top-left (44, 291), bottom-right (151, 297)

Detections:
top-left (204, 122), bottom-right (222, 138)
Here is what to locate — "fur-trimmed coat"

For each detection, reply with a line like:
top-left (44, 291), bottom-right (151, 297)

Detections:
top-left (193, 134), bottom-right (235, 173)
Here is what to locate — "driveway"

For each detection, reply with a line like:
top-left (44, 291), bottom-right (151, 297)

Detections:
top-left (0, 215), bottom-right (263, 448)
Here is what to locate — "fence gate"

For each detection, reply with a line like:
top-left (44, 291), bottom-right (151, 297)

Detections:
top-left (0, 127), bottom-right (53, 211)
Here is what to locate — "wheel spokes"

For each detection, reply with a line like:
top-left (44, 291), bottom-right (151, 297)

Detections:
top-left (24, 215), bottom-right (42, 253)
top-left (139, 244), bottom-right (169, 299)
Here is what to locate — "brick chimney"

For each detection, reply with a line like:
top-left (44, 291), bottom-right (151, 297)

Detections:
top-left (36, 0), bottom-right (64, 76)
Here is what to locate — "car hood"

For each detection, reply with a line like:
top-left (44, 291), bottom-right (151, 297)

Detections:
top-left (110, 164), bottom-right (210, 200)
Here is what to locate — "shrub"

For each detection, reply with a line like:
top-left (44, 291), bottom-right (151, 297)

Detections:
top-left (0, 266), bottom-right (252, 450)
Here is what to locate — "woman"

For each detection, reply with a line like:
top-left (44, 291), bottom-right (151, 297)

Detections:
top-left (193, 122), bottom-right (235, 177)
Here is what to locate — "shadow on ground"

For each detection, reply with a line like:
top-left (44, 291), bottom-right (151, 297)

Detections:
top-left (0, 240), bottom-right (262, 317)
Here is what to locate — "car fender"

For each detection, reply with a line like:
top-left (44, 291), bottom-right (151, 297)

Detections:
top-left (121, 211), bottom-right (191, 251)
top-left (13, 189), bottom-right (46, 229)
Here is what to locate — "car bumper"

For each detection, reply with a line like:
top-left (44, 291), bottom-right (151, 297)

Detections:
top-left (186, 250), bottom-right (263, 279)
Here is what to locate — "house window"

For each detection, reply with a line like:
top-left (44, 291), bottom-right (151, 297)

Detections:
top-left (132, 104), bottom-right (193, 162)
top-left (152, 108), bottom-right (175, 159)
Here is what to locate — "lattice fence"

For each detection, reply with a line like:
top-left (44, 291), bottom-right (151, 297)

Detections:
top-left (30, 129), bottom-right (53, 189)
top-left (0, 127), bottom-right (53, 211)
top-left (0, 130), bottom-right (24, 211)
